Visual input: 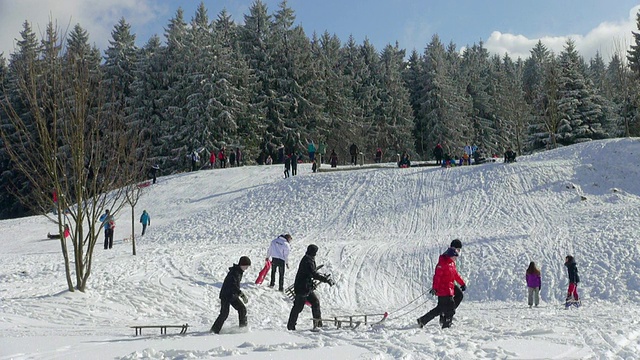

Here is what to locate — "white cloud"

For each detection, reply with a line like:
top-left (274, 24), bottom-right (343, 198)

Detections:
top-left (484, 5), bottom-right (640, 61)
top-left (0, 0), bottom-right (167, 59)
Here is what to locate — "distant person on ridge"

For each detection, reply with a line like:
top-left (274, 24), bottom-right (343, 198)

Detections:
top-left (349, 143), bottom-right (358, 165)
top-left (284, 154), bottom-right (291, 178)
top-left (433, 143), bottom-right (444, 165)
top-left (291, 153), bottom-right (298, 176)
top-left (329, 149), bottom-right (338, 168)
top-left (526, 261), bottom-right (541, 308)
top-left (211, 256), bottom-right (251, 334)
top-left (375, 148), bottom-right (383, 163)
top-left (504, 147), bottom-right (517, 163)
top-left (308, 141), bottom-right (316, 162)
top-left (218, 147), bottom-right (226, 168)
top-left (235, 148), bottom-right (242, 166)
top-left (190, 150), bottom-right (200, 172)
top-left (417, 239), bottom-right (466, 329)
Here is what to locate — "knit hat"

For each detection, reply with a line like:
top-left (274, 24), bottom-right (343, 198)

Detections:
top-left (450, 239), bottom-right (463, 249)
top-left (238, 256), bottom-right (251, 266)
top-left (306, 244), bottom-right (318, 257)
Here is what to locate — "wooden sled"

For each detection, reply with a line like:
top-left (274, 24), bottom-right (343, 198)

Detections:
top-left (312, 312), bottom-right (388, 330)
top-left (130, 323), bottom-right (189, 336)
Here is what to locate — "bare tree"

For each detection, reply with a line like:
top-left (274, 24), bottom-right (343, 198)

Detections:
top-left (0, 21), bottom-right (142, 292)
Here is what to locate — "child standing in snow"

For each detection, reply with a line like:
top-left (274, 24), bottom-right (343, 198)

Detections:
top-left (526, 261), bottom-right (541, 307)
top-left (211, 256), bottom-right (251, 334)
top-left (564, 255), bottom-right (580, 307)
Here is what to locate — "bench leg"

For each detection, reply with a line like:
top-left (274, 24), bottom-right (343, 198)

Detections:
top-left (161, 327), bottom-right (166, 335)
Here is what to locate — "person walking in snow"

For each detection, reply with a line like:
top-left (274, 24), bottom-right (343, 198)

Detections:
top-left (349, 143), bottom-right (358, 165)
top-left (209, 151), bottom-right (216, 169)
top-left (266, 234), bottom-right (292, 291)
top-left (229, 149), bottom-right (236, 167)
top-left (99, 209), bottom-right (115, 249)
top-left (504, 147), bottom-right (517, 163)
top-left (433, 143), bottom-right (444, 165)
top-left (211, 256), bottom-right (251, 334)
top-left (235, 148), bottom-right (242, 166)
top-left (308, 141), bottom-right (316, 162)
top-left (291, 153), bottom-right (298, 176)
top-left (284, 154), bottom-right (291, 178)
top-left (564, 255), bottom-right (580, 308)
top-left (526, 261), bottom-right (541, 308)
top-left (218, 147), bottom-right (226, 168)
top-left (375, 148), bottom-right (383, 163)
top-left (190, 150), bottom-right (200, 172)
top-left (287, 244), bottom-right (335, 330)
top-left (417, 239), bottom-right (466, 329)
top-left (329, 149), bottom-right (338, 168)
top-left (150, 164), bottom-right (160, 183)
top-left (139, 210), bottom-right (151, 236)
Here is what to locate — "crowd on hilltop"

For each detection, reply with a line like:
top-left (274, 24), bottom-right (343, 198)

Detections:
top-left (176, 140), bottom-right (519, 176)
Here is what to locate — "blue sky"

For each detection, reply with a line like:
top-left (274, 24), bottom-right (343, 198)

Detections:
top-left (1, 0), bottom-right (639, 61)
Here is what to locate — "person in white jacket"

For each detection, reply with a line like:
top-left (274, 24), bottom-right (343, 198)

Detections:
top-left (266, 234), bottom-right (292, 291)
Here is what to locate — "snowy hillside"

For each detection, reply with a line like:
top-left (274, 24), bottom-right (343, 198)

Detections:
top-left (1, 138), bottom-right (640, 359)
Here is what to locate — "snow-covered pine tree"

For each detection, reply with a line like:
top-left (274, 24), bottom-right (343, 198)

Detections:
top-left (375, 44), bottom-right (415, 158)
top-left (555, 40), bottom-right (606, 145)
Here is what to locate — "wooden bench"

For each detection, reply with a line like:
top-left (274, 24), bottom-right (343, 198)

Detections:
top-left (130, 324), bottom-right (189, 336)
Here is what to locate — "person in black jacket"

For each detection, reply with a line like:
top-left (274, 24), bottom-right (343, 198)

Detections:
top-left (211, 256), bottom-right (251, 334)
top-left (564, 255), bottom-right (581, 308)
top-left (284, 154), bottom-right (291, 178)
top-left (286, 244), bottom-right (335, 330)
top-left (504, 148), bottom-right (517, 163)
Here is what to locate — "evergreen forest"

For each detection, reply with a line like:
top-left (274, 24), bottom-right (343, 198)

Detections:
top-left (2, 0), bottom-right (640, 219)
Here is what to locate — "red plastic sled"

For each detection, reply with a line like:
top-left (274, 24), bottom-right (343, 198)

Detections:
top-left (255, 259), bottom-right (272, 285)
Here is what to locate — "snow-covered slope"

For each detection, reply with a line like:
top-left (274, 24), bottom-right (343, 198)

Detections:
top-left (1, 138), bottom-right (639, 359)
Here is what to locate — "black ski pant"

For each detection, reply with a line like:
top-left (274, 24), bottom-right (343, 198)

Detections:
top-left (292, 166), bottom-right (297, 176)
top-left (211, 297), bottom-right (247, 333)
top-left (141, 224), bottom-right (147, 236)
top-left (418, 295), bottom-right (456, 328)
top-left (103, 228), bottom-right (114, 249)
top-left (269, 258), bottom-right (286, 291)
top-left (287, 291), bottom-right (321, 330)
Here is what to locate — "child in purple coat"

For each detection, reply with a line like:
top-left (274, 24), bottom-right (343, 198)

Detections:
top-left (526, 261), bottom-right (541, 307)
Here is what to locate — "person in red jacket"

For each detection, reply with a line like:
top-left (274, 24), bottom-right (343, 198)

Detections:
top-left (417, 239), bottom-right (466, 329)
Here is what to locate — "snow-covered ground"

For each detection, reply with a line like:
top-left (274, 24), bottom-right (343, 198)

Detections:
top-left (1, 138), bottom-right (640, 359)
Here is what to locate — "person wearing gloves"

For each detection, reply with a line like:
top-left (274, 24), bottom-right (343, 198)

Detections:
top-left (526, 261), bottom-right (541, 308)
top-left (417, 239), bottom-right (466, 329)
top-left (211, 256), bottom-right (251, 334)
top-left (266, 234), bottom-right (292, 291)
top-left (287, 244), bottom-right (335, 330)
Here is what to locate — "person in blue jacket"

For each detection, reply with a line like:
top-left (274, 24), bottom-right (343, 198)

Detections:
top-left (99, 209), bottom-right (115, 249)
top-left (140, 210), bottom-right (151, 236)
